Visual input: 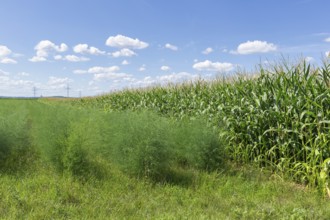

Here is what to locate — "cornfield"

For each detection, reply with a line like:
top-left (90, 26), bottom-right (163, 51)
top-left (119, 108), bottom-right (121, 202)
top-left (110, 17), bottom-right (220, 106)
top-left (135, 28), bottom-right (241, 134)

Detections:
top-left (70, 61), bottom-right (330, 192)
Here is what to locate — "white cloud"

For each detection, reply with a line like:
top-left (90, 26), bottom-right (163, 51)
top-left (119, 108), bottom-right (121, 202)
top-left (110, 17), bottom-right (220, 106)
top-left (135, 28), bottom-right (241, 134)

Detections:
top-left (29, 40), bottom-right (68, 62)
top-left (326, 51), bottom-right (330, 57)
top-left (48, 76), bottom-right (71, 85)
top-left (88, 66), bottom-right (120, 74)
top-left (74, 65), bottom-right (128, 81)
top-left (324, 37), bottom-right (330, 42)
top-left (193, 60), bottom-right (234, 72)
top-left (106, 34), bottom-right (148, 49)
top-left (18, 72), bottom-right (30, 77)
top-left (73, 65), bottom-right (131, 81)
top-left (93, 72), bottom-right (132, 81)
top-left (111, 48), bottom-right (136, 57)
top-left (0, 69), bottom-right (9, 76)
top-left (29, 56), bottom-right (47, 62)
top-left (54, 55), bottom-right (89, 62)
top-left (165, 43), bottom-right (178, 51)
top-left (139, 64), bottom-right (146, 72)
top-left (130, 72), bottom-right (199, 88)
top-left (73, 44), bottom-right (106, 55)
top-left (158, 72), bottom-right (198, 83)
top-left (121, 60), bottom-right (129, 65)
top-left (73, 69), bottom-right (87, 74)
top-left (64, 55), bottom-right (90, 62)
top-left (0, 45), bottom-right (17, 64)
top-left (1, 58), bottom-right (17, 64)
top-left (0, 45), bottom-right (11, 57)
top-left (233, 40), bottom-right (277, 54)
top-left (202, 47), bottom-right (213, 55)
top-left (160, 65), bottom-right (171, 71)
top-left (12, 53), bottom-right (24, 58)
top-left (0, 75), bottom-right (35, 92)
top-left (47, 76), bottom-right (73, 89)
top-left (305, 56), bottom-right (314, 62)
top-left (54, 55), bottom-right (63, 60)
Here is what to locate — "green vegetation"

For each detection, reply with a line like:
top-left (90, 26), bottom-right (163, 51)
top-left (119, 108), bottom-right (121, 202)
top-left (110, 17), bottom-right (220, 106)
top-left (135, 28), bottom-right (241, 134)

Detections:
top-left (71, 61), bottom-right (330, 191)
top-left (1, 61), bottom-right (330, 218)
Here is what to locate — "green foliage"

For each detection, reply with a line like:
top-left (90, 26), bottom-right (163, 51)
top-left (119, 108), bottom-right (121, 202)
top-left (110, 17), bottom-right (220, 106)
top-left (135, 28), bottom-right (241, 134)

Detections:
top-left (0, 99), bottom-right (225, 182)
top-left (1, 164), bottom-right (330, 219)
top-left (30, 103), bottom-right (103, 178)
top-left (100, 111), bottom-right (225, 182)
top-left (0, 100), bottom-right (36, 172)
top-left (69, 61), bottom-right (330, 192)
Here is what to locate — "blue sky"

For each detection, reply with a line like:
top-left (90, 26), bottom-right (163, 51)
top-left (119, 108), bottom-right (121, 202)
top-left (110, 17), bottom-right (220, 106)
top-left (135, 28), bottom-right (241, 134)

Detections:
top-left (0, 0), bottom-right (329, 97)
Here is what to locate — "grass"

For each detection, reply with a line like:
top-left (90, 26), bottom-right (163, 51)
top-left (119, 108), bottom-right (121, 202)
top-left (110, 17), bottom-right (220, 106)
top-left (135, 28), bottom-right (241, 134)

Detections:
top-left (1, 162), bottom-right (330, 219)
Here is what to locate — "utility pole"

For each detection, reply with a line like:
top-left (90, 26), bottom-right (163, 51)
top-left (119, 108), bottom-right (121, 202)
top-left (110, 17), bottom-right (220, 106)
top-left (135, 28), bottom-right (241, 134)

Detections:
top-left (66, 84), bottom-right (70, 97)
top-left (33, 86), bottom-right (37, 97)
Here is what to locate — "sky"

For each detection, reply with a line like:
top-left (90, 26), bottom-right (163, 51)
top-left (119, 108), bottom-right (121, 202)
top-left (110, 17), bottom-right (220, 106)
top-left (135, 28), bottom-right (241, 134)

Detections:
top-left (0, 0), bottom-right (330, 97)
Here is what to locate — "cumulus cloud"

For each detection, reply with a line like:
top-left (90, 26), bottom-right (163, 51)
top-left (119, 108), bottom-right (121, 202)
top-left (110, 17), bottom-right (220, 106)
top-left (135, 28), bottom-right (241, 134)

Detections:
top-left (18, 72), bottom-right (30, 77)
top-left (0, 74), bottom-right (35, 93)
top-left (76, 65), bottom-right (132, 81)
top-left (73, 44), bottom-right (106, 55)
top-left (106, 34), bottom-right (148, 49)
top-left (54, 55), bottom-right (62, 60)
top-left (1, 58), bottom-right (17, 64)
top-left (324, 37), bottom-right (330, 42)
top-left (65, 55), bottom-right (89, 62)
top-left (48, 76), bottom-right (71, 85)
top-left (233, 40), bottom-right (277, 54)
top-left (305, 56), bottom-right (314, 62)
top-left (0, 69), bottom-right (9, 76)
top-left (54, 55), bottom-right (89, 62)
top-left (0, 45), bottom-right (17, 64)
top-left (121, 60), bottom-right (129, 65)
top-left (130, 72), bottom-right (199, 88)
top-left (29, 40), bottom-right (68, 62)
top-left (165, 43), bottom-right (178, 51)
top-left (202, 47), bottom-right (213, 55)
top-left (73, 69), bottom-right (87, 74)
top-left (0, 45), bottom-right (11, 57)
top-left (47, 76), bottom-right (73, 89)
top-left (193, 60), bottom-right (234, 72)
top-left (73, 65), bottom-right (130, 81)
top-left (160, 65), bottom-right (171, 71)
top-left (93, 72), bottom-right (132, 81)
top-left (158, 72), bottom-right (198, 82)
top-left (111, 48), bottom-right (136, 57)
top-left (29, 56), bottom-right (47, 62)
top-left (139, 64), bottom-right (146, 72)
top-left (88, 66), bottom-right (120, 74)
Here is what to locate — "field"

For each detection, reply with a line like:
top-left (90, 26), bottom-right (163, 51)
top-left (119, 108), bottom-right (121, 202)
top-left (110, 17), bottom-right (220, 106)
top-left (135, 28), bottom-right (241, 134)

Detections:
top-left (1, 62), bottom-right (330, 219)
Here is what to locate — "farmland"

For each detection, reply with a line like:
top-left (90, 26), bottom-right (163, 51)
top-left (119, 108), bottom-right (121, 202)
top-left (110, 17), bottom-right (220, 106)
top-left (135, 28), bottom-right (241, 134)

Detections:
top-left (1, 62), bottom-right (330, 219)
